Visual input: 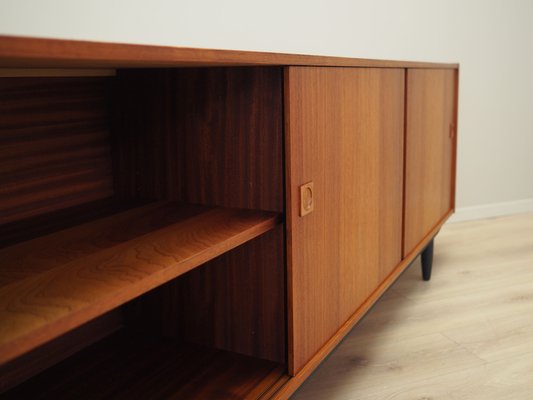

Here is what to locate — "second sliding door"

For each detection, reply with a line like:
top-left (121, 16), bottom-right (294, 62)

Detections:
top-left (285, 67), bottom-right (405, 374)
top-left (403, 68), bottom-right (457, 256)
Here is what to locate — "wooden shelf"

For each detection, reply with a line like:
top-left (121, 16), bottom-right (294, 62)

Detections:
top-left (0, 329), bottom-right (288, 399)
top-left (0, 202), bottom-right (280, 365)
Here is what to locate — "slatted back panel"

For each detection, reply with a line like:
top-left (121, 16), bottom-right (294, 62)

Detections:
top-left (0, 77), bottom-right (114, 225)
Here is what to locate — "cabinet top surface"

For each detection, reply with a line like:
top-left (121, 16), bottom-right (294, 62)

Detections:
top-left (0, 35), bottom-right (459, 69)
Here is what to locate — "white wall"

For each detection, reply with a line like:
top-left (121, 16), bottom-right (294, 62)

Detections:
top-left (1, 0), bottom-right (532, 221)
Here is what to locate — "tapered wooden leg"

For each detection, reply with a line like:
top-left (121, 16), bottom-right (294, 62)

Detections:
top-left (421, 239), bottom-right (434, 281)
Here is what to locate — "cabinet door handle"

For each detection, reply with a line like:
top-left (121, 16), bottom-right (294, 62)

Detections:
top-left (449, 123), bottom-right (456, 139)
top-left (300, 182), bottom-right (314, 217)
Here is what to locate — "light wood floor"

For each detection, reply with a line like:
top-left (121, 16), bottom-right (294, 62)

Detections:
top-left (291, 213), bottom-right (533, 399)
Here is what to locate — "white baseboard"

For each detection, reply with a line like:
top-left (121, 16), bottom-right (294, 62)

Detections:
top-left (448, 198), bottom-right (533, 223)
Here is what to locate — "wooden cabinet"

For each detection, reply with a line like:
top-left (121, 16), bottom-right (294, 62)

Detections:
top-left (404, 69), bottom-right (458, 257)
top-left (285, 67), bottom-right (404, 374)
top-left (0, 36), bottom-right (458, 399)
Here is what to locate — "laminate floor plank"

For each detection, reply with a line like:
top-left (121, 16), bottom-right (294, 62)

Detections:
top-left (357, 351), bottom-right (533, 400)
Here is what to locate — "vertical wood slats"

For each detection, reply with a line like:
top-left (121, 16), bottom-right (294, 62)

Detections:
top-left (0, 77), bottom-right (114, 225)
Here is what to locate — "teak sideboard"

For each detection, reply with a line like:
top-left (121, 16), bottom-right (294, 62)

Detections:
top-left (0, 36), bottom-right (458, 399)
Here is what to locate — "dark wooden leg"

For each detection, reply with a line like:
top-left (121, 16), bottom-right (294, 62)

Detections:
top-left (421, 239), bottom-right (434, 281)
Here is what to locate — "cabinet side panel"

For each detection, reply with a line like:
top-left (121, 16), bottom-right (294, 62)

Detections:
top-left (285, 67), bottom-right (404, 374)
top-left (175, 226), bottom-right (285, 363)
top-left (404, 69), bottom-right (456, 256)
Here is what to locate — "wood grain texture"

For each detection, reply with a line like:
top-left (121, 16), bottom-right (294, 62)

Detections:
top-left (0, 69), bottom-right (115, 77)
top-left (0, 309), bottom-right (123, 392)
top-left (403, 68), bottom-right (457, 256)
top-left (0, 202), bottom-right (280, 365)
top-left (0, 202), bottom-right (201, 286)
top-left (290, 212), bottom-right (533, 400)
top-left (0, 76), bottom-right (114, 224)
top-left (177, 225), bottom-right (285, 363)
top-left (170, 67), bottom-right (284, 212)
top-left (285, 67), bottom-right (405, 374)
top-left (112, 70), bottom-right (168, 201)
top-left (0, 36), bottom-right (462, 399)
top-left (114, 67), bottom-right (283, 212)
top-left (271, 211), bottom-right (451, 400)
top-left (126, 226), bottom-right (285, 363)
top-left (112, 67), bottom-right (286, 362)
top-left (0, 329), bottom-right (286, 399)
top-left (0, 198), bottom-right (138, 248)
top-left (0, 35), bottom-right (459, 69)
top-left (451, 68), bottom-right (459, 211)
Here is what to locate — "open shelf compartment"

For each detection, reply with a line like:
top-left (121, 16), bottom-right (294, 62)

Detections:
top-left (0, 201), bottom-right (280, 365)
top-left (1, 327), bottom-right (287, 400)
top-left (0, 64), bottom-right (286, 398)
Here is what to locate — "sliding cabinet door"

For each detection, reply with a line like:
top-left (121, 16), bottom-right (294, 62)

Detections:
top-left (404, 69), bottom-right (457, 256)
top-left (285, 67), bottom-right (404, 374)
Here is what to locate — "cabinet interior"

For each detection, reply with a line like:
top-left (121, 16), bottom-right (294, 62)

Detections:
top-left (0, 67), bottom-right (287, 397)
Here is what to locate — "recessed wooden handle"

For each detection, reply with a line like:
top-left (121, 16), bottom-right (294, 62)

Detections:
top-left (449, 123), bottom-right (456, 139)
top-left (300, 182), bottom-right (314, 216)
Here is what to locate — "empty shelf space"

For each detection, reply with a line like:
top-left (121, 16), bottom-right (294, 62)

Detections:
top-left (0, 329), bottom-right (288, 399)
top-left (0, 201), bottom-right (281, 365)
